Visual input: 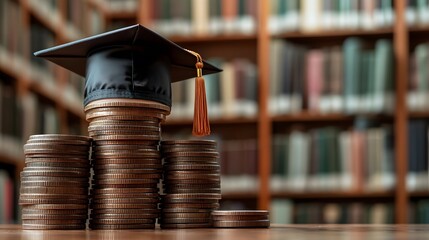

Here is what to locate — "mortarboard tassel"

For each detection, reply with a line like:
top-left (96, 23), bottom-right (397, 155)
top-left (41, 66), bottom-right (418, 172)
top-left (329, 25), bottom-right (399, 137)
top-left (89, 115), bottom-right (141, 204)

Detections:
top-left (187, 50), bottom-right (210, 136)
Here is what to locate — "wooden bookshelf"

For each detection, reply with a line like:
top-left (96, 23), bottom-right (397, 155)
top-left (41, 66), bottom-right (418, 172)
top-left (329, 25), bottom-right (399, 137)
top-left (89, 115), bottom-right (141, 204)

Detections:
top-left (272, 191), bottom-right (395, 200)
top-left (165, 117), bottom-right (258, 126)
top-left (275, 28), bottom-right (394, 39)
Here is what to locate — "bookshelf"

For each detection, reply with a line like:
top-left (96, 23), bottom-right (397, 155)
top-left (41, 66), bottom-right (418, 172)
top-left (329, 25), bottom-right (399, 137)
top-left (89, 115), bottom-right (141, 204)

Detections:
top-left (1, 0), bottom-right (429, 224)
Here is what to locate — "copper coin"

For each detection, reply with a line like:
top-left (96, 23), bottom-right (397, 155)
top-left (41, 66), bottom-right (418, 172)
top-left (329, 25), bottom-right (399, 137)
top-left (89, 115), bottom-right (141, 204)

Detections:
top-left (164, 188), bottom-right (221, 194)
top-left (20, 186), bottom-right (88, 195)
top-left (88, 115), bottom-right (162, 123)
top-left (92, 193), bottom-right (159, 199)
top-left (91, 198), bottom-right (159, 204)
top-left (86, 111), bottom-right (166, 121)
top-left (26, 139), bottom-right (90, 146)
top-left (164, 174), bottom-right (220, 181)
top-left (161, 147), bottom-right (217, 153)
top-left (93, 178), bottom-right (158, 185)
top-left (24, 154), bottom-right (89, 159)
top-left (84, 98), bottom-right (170, 111)
top-left (91, 208), bottom-right (159, 215)
top-left (88, 124), bottom-right (160, 132)
top-left (93, 173), bottom-right (162, 179)
top-left (162, 183), bottom-right (221, 188)
top-left (93, 159), bottom-right (161, 166)
top-left (89, 120), bottom-right (160, 127)
top-left (90, 213), bottom-right (159, 219)
top-left (29, 134), bottom-right (91, 141)
top-left (93, 164), bottom-right (162, 170)
top-left (89, 223), bottom-right (155, 230)
top-left (161, 212), bottom-right (211, 218)
top-left (212, 219), bottom-right (270, 228)
top-left (24, 150), bottom-right (89, 157)
top-left (90, 218), bottom-right (155, 225)
top-left (163, 193), bottom-right (221, 200)
top-left (161, 140), bottom-right (216, 146)
top-left (94, 140), bottom-right (159, 146)
top-left (164, 170), bottom-right (220, 175)
top-left (163, 179), bottom-right (220, 184)
top-left (166, 152), bottom-right (219, 158)
top-left (92, 183), bottom-right (158, 188)
top-left (90, 203), bottom-right (158, 209)
top-left (92, 134), bottom-right (161, 141)
top-left (212, 215), bottom-right (269, 221)
top-left (19, 193), bottom-right (88, 200)
top-left (163, 164), bottom-right (220, 171)
top-left (161, 208), bottom-right (212, 213)
top-left (160, 223), bottom-right (211, 229)
top-left (21, 176), bottom-right (89, 182)
top-left (161, 199), bottom-right (219, 204)
top-left (22, 219), bottom-right (86, 225)
top-left (94, 168), bottom-right (162, 174)
top-left (160, 203), bottom-right (220, 209)
top-left (94, 150), bottom-right (160, 158)
top-left (21, 169), bottom-right (89, 178)
top-left (22, 224), bottom-right (86, 230)
top-left (19, 198), bottom-right (88, 205)
top-left (25, 161), bottom-right (90, 168)
top-left (90, 188), bottom-right (158, 194)
top-left (163, 156), bottom-right (219, 162)
top-left (211, 210), bottom-right (269, 216)
top-left (22, 214), bottom-right (87, 220)
top-left (160, 217), bottom-right (210, 224)
top-left (24, 143), bottom-right (89, 151)
top-left (22, 208), bottom-right (88, 215)
top-left (25, 157), bottom-right (89, 164)
top-left (89, 130), bottom-right (160, 138)
top-left (20, 180), bottom-right (89, 188)
top-left (94, 144), bottom-right (158, 151)
top-left (22, 204), bottom-right (88, 210)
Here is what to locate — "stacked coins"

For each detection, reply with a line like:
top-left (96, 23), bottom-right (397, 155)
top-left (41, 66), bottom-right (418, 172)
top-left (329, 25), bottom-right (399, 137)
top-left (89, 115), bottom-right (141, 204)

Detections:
top-left (19, 134), bottom-right (91, 230)
top-left (85, 99), bottom-right (169, 230)
top-left (160, 140), bottom-right (221, 229)
top-left (211, 210), bottom-right (270, 228)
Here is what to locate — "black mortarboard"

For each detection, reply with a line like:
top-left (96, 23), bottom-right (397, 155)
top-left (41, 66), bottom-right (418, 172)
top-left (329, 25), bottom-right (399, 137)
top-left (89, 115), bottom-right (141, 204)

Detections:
top-left (34, 24), bottom-right (221, 136)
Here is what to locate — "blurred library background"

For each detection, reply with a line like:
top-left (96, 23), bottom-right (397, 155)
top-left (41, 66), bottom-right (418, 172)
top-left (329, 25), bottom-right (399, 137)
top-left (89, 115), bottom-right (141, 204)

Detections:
top-left (0, 0), bottom-right (428, 225)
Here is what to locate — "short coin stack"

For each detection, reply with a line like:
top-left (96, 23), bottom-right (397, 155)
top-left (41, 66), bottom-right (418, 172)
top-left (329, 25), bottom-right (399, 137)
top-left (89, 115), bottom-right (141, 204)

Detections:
top-left (20, 134), bottom-right (91, 230)
top-left (160, 140), bottom-right (221, 229)
top-left (211, 210), bottom-right (270, 228)
top-left (85, 99), bottom-right (170, 230)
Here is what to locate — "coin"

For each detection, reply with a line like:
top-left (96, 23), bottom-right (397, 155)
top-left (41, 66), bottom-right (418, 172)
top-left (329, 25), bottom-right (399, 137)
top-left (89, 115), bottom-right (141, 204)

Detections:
top-left (93, 178), bottom-right (159, 185)
top-left (20, 186), bottom-right (88, 195)
top-left (93, 159), bottom-right (162, 165)
top-left (91, 198), bottom-right (159, 204)
top-left (90, 188), bottom-right (158, 194)
top-left (90, 218), bottom-right (155, 225)
top-left (94, 140), bottom-right (158, 146)
top-left (92, 134), bottom-right (160, 141)
top-left (22, 204), bottom-right (88, 210)
top-left (29, 134), bottom-right (91, 141)
top-left (161, 140), bottom-right (216, 146)
top-left (161, 212), bottom-right (211, 218)
top-left (160, 217), bottom-right (209, 224)
top-left (211, 219), bottom-right (270, 228)
top-left (22, 208), bottom-right (88, 215)
top-left (163, 188), bottom-right (221, 194)
top-left (90, 208), bottom-right (159, 215)
top-left (93, 164), bottom-right (162, 170)
top-left (90, 213), bottom-right (159, 219)
top-left (88, 124), bottom-right (160, 132)
top-left (159, 223), bottom-right (211, 229)
top-left (25, 157), bottom-right (89, 164)
top-left (166, 152), bottom-right (219, 158)
top-left (211, 210), bottom-right (269, 216)
top-left (21, 169), bottom-right (89, 178)
top-left (89, 223), bottom-right (155, 230)
top-left (90, 203), bottom-right (158, 209)
top-left (163, 164), bottom-right (220, 171)
top-left (21, 180), bottom-right (89, 187)
top-left (212, 215), bottom-right (269, 221)
top-left (22, 224), bottom-right (86, 230)
top-left (160, 203), bottom-right (219, 209)
top-left (161, 198), bottom-right (219, 204)
top-left (22, 214), bottom-right (87, 220)
top-left (163, 156), bottom-right (219, 162)
top-left (91, 183), bottom-right (158, 188)
top-left (89, 120), bottom-right (160, 128)
top-left (22, 219), bottom-right (86, 225)
top-left (162, 179), bottom-right (220, 184)
top-left (163, 193), bottom-right (222, 200)
top-left (93, 173), bottom-right (162, 179)
top-left (25, 161), bottom-right (90, 168)
top-left (94, 144), bottom-right (159, 151)
top-left (84, 98), bottom-right (170, 111)
top-left (19, 197), bottom-right (88, 205)
top-left (94, 168), bottom-right (162, 174)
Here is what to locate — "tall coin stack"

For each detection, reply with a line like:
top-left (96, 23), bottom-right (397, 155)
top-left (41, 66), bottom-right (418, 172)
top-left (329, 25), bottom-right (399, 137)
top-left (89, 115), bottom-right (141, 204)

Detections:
top-left (85, 99), bottom-right (169, 230)
top-left (20, 134), bottom-right (91, 230)
top-left (160, 140), bottom-right (221, 229)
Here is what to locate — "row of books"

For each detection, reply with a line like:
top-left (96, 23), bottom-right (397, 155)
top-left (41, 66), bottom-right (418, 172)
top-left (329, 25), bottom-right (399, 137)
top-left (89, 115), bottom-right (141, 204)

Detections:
top-left (0, 0), bottom-right (27, 63)
top-left (409, 42), bottom-right (429, 111)
top-left (147, 0), bottom-right (257, 37)
top-left (96, 0), bottom-right (138, 12)
top-left (0, 81), bottom-right (23, 160)
top-left (219, 139), bottom-right (258, 194)
top-left (271, 125), bottom-right (395, 192)
top-left (271, 200), bottom-right (395, 224)
top-left (170, 58), bottom-right (258, 120)
top-left (269, 0), bottom-right (394, 34)
top-left (407, 120), bottom-right (429, 191)
top-left (269, 38), bottom-right (394, 115)
top-left (0, 170), bottom-right (14, 224)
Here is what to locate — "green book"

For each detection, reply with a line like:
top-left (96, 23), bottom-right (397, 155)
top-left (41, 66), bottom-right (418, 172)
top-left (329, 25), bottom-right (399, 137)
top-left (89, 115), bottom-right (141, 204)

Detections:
top-left (343, 37), bottom-right (362, 113)
top-left (373, 39), bottom-right (393, 112)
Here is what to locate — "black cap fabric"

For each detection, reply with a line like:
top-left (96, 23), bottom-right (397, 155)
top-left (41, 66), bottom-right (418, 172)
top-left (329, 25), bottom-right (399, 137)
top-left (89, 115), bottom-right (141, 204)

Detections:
top-left (34, 24), bottom-right (221, 106)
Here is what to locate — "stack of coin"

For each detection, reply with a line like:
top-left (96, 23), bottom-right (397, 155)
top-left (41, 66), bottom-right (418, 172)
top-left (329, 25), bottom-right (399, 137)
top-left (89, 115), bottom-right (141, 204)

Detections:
top-left (85, 99), bottom-right (170, 230)
top-left (160, 140), bottom-right (221, 229)
top-left (20, 134), bottom-right (91, 230)
top-left (211, 210), bottom-right (270, 228)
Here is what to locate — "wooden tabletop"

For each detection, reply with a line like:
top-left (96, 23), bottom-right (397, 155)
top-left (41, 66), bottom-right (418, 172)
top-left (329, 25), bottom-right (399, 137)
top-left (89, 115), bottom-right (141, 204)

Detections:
top-left (1, 224), bottom-right (429, 239)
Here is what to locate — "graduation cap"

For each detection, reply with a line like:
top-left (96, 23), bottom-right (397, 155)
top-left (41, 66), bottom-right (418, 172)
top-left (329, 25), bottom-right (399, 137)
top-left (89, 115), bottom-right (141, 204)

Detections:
top-left (34, 24), bottom-right (221, 136)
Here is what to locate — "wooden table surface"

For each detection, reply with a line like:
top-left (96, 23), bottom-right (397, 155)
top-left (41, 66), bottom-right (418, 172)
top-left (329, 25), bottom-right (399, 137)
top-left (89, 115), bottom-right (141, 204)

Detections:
top-left (1, 224), bottom-right (429, 239)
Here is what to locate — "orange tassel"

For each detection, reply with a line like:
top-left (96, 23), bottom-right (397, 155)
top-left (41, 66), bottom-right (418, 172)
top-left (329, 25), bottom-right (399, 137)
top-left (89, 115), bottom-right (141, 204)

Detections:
top-left (193, 75), bottom-right (210, 136)
top-left (185, 50), bottom-right (211, 136)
